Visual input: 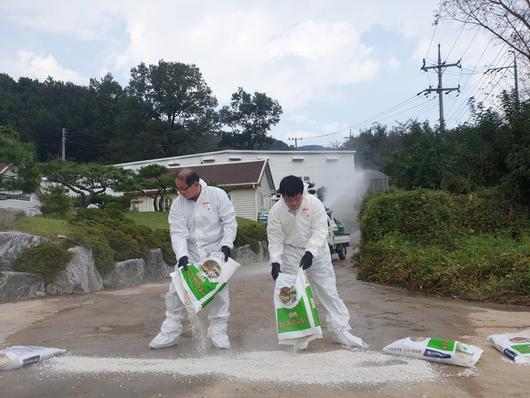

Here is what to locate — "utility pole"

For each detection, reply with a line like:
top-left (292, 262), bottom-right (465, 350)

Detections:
top-left (419, 44), bottom-right (461, 131)
top-left (484, 50), bottom-right (520, 109)
top-left (61, 128), bottom-right (67, 161)
top-left (288, 137), bottom-right (303, 149)
top-left (343, 129), bottom-right (353, 149)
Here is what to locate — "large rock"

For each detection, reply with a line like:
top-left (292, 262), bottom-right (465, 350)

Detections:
top-left (46, 246), bottom-right (103, 295)
top-left (143, 248), bottom-right (170, 282)
top-left (103, 258), bottom-right (145, 289)
top-left (232, 241), bottom-right (269, 264)
top-left (0, 209), bottom-right (25, 227)
top-left (0, 231), bottom-right (48, 271)
top-left (0, 271), bottom-right (45, 303)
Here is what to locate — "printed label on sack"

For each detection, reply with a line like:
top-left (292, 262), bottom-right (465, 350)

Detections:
top-left (181, 265), bottom-right (218, 300)
top-left (279, 286), bottom-right (297, 306)
top-left (305, 286), bottom-right (320, 327)
top-left (426, 338), bottom-right (455, 352)
top-left (22, 356), bottom-right (41, 367)
top-left (277, 297), bottom-right (311, 333)
top-left (512, 344), bottom-right (530, 355)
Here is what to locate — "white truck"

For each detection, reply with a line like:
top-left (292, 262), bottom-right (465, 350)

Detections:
top-left (327, 216), bottom-right (350, 260)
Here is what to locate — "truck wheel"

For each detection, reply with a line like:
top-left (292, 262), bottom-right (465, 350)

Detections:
top-left (337, 245), bottom-right (347, 260)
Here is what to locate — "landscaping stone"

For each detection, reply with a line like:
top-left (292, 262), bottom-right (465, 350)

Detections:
top-left (143, 248), bottom-right (170, 282)
top-left (232, 241), bottom-right (269, 264)
top-left (0, 271), bottom-right (45, 303)
top-left (0, 231), bottom-right (48, 271)
top-left (103, 258), bottom-right (145, 289)
top-left (46, 246), bottom-right (103, 295)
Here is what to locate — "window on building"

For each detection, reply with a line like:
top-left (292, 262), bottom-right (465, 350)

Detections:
top-left (0, 193), bottom-right (31, 201)
top-left (303, 176), bottom-right (310, 181)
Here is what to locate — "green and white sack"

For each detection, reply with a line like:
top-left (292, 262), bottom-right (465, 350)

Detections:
top-left (171, 252), bottom-right (240, 314)
top-left (274, 268), bottom-right (322, 346)
top-left (488, 331), bottom-right (530, 364)
top-left (0, 346), bottom-right (66, 370)
top-left (383, 337), bottom-right (483, 367)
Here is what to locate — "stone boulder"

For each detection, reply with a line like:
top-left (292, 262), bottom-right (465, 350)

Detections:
top-left (0, 271), bottom-right (45, 303)
top-left (103, 258), bottom-right (145, 289)
top-left (46, 246), bottom-right (103, 295)
top-left (0, 209), bottom-right (25, 227)
top-left (232, 241), bottom-right (269, 264)
top-left (143, 248), bottom-right (170, 282)
top-left (0, 231), bottom-right (48, 271)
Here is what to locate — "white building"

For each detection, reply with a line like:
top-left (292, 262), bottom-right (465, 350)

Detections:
top-left (0, 164), bottom-right (41, 216)
top-left (130, 159), bottom-right (275, 221)
top-left (115, 149), bottom-right (356, 190)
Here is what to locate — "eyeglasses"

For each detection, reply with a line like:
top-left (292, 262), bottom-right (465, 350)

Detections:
top-left (176, 183), bottom-right (193, 194)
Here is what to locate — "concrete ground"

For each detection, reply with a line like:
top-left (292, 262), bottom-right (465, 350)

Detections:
top-left (1, 257), bottom-right (529, 398)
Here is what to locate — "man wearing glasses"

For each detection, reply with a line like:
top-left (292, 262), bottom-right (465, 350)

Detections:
top-left (150, 168), bottom-right (237, 349)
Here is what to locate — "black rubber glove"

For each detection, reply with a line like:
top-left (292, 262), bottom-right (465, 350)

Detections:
top-left (178, 256), bottom-right (189, 271)
top-left (271, 262), bottom-right (281, 281)
top-left (299, 251), bottom-right (313, 270)
top-left (221, 246), bottom-right (230, 262)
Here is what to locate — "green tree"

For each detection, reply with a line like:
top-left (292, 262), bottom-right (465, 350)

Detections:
top-left (41, 160), bottom-right (133, 207)
top-left (219, 87), bottom-right (282, 150)
top-left (0, 126), bottom-right (39, 192)
top-left (128, 60), bottom-right (217, 129)
top-left (135, 164), bottom-right (174, 211)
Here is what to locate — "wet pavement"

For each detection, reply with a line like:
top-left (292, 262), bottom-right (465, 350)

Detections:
top-left (1, 256), bottom-right (529, 397)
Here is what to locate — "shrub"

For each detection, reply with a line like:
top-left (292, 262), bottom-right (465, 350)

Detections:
top-left (235, 217), bottom-right (267, 252)
top-left (357, 232), bottom-right (530, 301)
top-left (39, 185), bottom-right (71, 217)
top-left (359, 189), bottom-right (463, 246)
top-left (13, 242), bottom-right (73, 282)
top-left (94, 194), bottom-right (133, 212)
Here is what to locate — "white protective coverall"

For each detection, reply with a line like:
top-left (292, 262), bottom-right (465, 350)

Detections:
top-left (267, 191), bottom-right (365, 348)
top-left (150, 179), bottom-right (237, 349)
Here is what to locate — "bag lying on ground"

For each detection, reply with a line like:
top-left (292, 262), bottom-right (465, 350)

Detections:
top-left (171, 252), bottom-right (240, 313)
top-left (274, 268), bottom-right (322, 346)
top-left (0, 346), bottom-right (66, 370)
top-left (383, 337), bottom-right (483, 367)
top-left (488, 331), bottom-right (530, 364)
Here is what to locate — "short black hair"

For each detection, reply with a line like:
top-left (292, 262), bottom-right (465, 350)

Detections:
top-left (175, 169), bottom-right (200, 186)
top-left (279, 175), bottom-right (304, 197)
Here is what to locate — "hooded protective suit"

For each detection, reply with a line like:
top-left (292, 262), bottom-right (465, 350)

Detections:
top-left (267, 191), bottom-right (365, 348)
top-left (150, 179), bottom-right (237, 349)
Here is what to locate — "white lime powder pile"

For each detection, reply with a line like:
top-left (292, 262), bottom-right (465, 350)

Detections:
top-left (48, 350), bottom-right (436, 386)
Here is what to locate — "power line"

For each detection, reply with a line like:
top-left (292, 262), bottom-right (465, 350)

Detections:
top-left (301, 95), bottom-right (421, 141)
top-left (449, 43), bottom-right (510, 121)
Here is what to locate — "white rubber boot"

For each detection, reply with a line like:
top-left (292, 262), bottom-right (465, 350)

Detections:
top-left (207, 319), bottom-right (230, 349)
top-left (149, 315), bottom-right (183, 349)
top-left (332, 329), bottom-right (367, 349)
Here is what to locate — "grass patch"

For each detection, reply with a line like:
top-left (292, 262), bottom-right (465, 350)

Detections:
top-left (125, 211), bottom-right (169, 230)
top-left (13, 216), bottom-right (71, 237)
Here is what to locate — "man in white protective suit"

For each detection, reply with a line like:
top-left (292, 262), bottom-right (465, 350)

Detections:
top-left (267, 175), bottom-right (366, 350)
top-left (149, 168), bottom-right (237, 349)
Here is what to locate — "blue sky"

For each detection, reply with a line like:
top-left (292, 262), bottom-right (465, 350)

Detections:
top-left (0, 0), bottom-right (515, 147)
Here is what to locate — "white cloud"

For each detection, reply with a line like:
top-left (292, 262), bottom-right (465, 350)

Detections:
top-left (0, 51), bottom-right (86, 84)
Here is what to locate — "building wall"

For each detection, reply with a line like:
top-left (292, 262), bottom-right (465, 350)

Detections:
top-left (0, 192), bottom-right (41, 216)
top-left (116, 150), bottom-right (355, 190)
top-left (255, 174), bottom-right (273, 213)
top-left (229, 188), bottom-right (257, 220)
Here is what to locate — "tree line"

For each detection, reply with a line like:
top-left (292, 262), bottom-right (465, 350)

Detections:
top-left (345, 93), bottom-right (530, 205)
top-left (0, 60), bottom-right (285, 164)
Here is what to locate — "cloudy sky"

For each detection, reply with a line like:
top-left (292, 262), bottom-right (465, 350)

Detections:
top-left (0, 0), bottom-right (516, 147)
